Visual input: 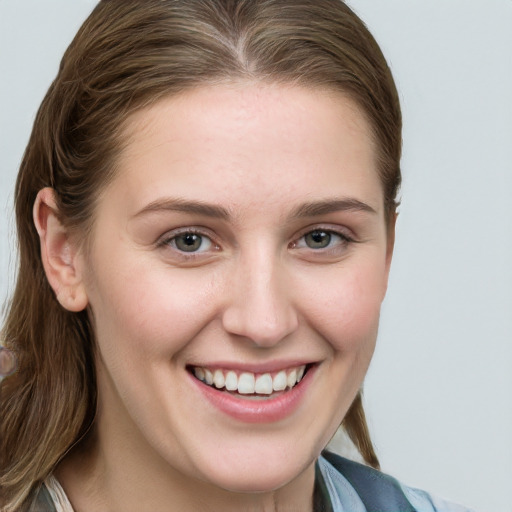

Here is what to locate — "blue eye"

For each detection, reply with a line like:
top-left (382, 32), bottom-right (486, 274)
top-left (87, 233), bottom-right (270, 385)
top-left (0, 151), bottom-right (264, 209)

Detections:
top-left (169, 232), bottom-right (213, 253)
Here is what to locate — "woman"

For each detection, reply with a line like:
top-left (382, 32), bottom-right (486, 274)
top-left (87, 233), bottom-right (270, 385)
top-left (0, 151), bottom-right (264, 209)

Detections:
top-left (0, 1), bottom-right (474, 511)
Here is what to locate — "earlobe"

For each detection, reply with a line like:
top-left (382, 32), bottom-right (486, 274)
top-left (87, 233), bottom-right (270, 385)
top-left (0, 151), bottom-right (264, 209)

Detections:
top-left (33, 188), bottom-right (88, 312)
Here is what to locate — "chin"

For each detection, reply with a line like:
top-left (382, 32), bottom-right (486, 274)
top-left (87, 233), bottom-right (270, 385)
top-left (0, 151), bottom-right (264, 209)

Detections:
top-left (207, 466), bottom-right (299, 494)
top-left (189, 439), bottom-right (318, 495)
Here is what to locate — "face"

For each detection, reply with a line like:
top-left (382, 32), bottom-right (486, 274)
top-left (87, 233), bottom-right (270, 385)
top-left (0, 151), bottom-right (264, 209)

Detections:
top-left (79, 83), bottom-right (393, 494)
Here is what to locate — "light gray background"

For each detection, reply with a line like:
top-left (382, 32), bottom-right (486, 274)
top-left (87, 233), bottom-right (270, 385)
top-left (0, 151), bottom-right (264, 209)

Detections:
top-left (1, 1), bottom-right (511, 511)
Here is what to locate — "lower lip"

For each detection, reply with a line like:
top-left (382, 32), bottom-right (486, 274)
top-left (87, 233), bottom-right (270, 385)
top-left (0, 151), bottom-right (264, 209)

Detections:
top-left (189, 366), bottom-right (316, 424)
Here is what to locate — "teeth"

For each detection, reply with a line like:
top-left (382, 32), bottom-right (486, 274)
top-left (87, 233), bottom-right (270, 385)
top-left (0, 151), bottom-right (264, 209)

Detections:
top-left (255, 373), bottom-right (273, 395)
top-left (238, 373), bottom-right (255, 394)
top-left (213, 369), bottom-right (225, 389)
top-left (287, 369), bottom-right (298, 388)
top-left (194, 367), bottom-right (205, 381)
top-left (272, 370), bottom-right (287, 391)
top-left (192, 365), bottom-right (309, 395)
top-left (225, 371), bottom-right (238, 391)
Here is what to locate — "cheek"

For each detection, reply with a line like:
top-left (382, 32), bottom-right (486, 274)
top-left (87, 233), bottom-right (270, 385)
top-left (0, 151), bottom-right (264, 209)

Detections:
top-left (302, 259), bottom-right (387, 355)
top-left (85, 254), bottom-right (221, 361)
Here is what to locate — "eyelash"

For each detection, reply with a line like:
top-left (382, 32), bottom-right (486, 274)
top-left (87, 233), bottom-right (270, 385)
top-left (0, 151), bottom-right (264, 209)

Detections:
top-left (157, 228), bottom-right (219, 259)
top-left (289, 227), bottom-right (356, 253)
top-left (157, 225), bottom-right (357, 260)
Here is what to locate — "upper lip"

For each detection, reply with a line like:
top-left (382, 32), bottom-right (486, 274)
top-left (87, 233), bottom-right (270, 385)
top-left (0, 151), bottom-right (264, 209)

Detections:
top-left (187, 360), bottom-right (318, 374)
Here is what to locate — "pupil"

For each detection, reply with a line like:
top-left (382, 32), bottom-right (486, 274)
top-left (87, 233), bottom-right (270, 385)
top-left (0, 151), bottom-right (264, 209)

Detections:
top-left (176, 234), bottom-right (201, 252)
top-left (306, 230), bottom-right (331, 249)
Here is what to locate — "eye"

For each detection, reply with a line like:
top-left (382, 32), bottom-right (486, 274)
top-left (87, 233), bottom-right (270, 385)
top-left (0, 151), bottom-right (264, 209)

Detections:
top-left (295, 229), bottom-right (351, 250)
top-left (289, 226), bottom-right (357, 261)
top-left (162, 231), bottom-right (214, 254)
top-left (303, 230), bottom-right (335, 249)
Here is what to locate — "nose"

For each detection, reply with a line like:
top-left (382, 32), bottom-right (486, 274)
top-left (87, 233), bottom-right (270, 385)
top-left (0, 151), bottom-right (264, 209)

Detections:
top-left (221, 250), bottom-right (299, 347)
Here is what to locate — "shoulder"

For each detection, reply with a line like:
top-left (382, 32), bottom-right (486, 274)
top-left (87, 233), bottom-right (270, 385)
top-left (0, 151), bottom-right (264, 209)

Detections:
top-left (400, 484), bottom-right (477, 512)
top-left (319, 451), bottom-right (476, 512)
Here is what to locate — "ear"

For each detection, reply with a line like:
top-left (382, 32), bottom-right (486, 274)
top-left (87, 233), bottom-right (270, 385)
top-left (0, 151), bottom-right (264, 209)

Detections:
top-left (381, 211), bottom-right (397, 298)
top-left (33, 188), bottom-right (88, 312)
top-left (385, 211), bottom-right (397, 273)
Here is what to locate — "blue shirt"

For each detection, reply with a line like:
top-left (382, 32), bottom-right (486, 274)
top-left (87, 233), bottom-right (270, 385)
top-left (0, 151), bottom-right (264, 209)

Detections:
top-left (317, 454), bottom-right (476, 512)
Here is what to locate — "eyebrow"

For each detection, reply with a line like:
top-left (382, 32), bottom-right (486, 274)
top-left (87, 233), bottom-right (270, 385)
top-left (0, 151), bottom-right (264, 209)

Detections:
top-left (291, 198), bottom-right (377, 218)
top-left (132, 196), bottom-right (376, 221)
top-left (133, 198), bottom-right (231, 220)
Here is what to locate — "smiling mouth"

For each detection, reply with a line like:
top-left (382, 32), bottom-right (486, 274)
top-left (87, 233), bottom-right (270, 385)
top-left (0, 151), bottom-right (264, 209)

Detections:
top-left (188, 364), bottom-right (313, 398)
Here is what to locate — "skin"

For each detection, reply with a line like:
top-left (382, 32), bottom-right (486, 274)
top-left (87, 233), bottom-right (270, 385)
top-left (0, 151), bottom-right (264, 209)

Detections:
top-left (35, 83), bottom-right (394, 512)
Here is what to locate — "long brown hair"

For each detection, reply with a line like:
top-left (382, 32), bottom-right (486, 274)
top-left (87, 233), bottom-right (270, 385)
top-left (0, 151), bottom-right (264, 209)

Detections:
top-left (0, 1), bottom-right (401, 509)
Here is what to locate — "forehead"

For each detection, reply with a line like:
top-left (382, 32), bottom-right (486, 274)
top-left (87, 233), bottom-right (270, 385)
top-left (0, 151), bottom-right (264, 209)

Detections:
top-left (107, 82), bottom-right (382, 218)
